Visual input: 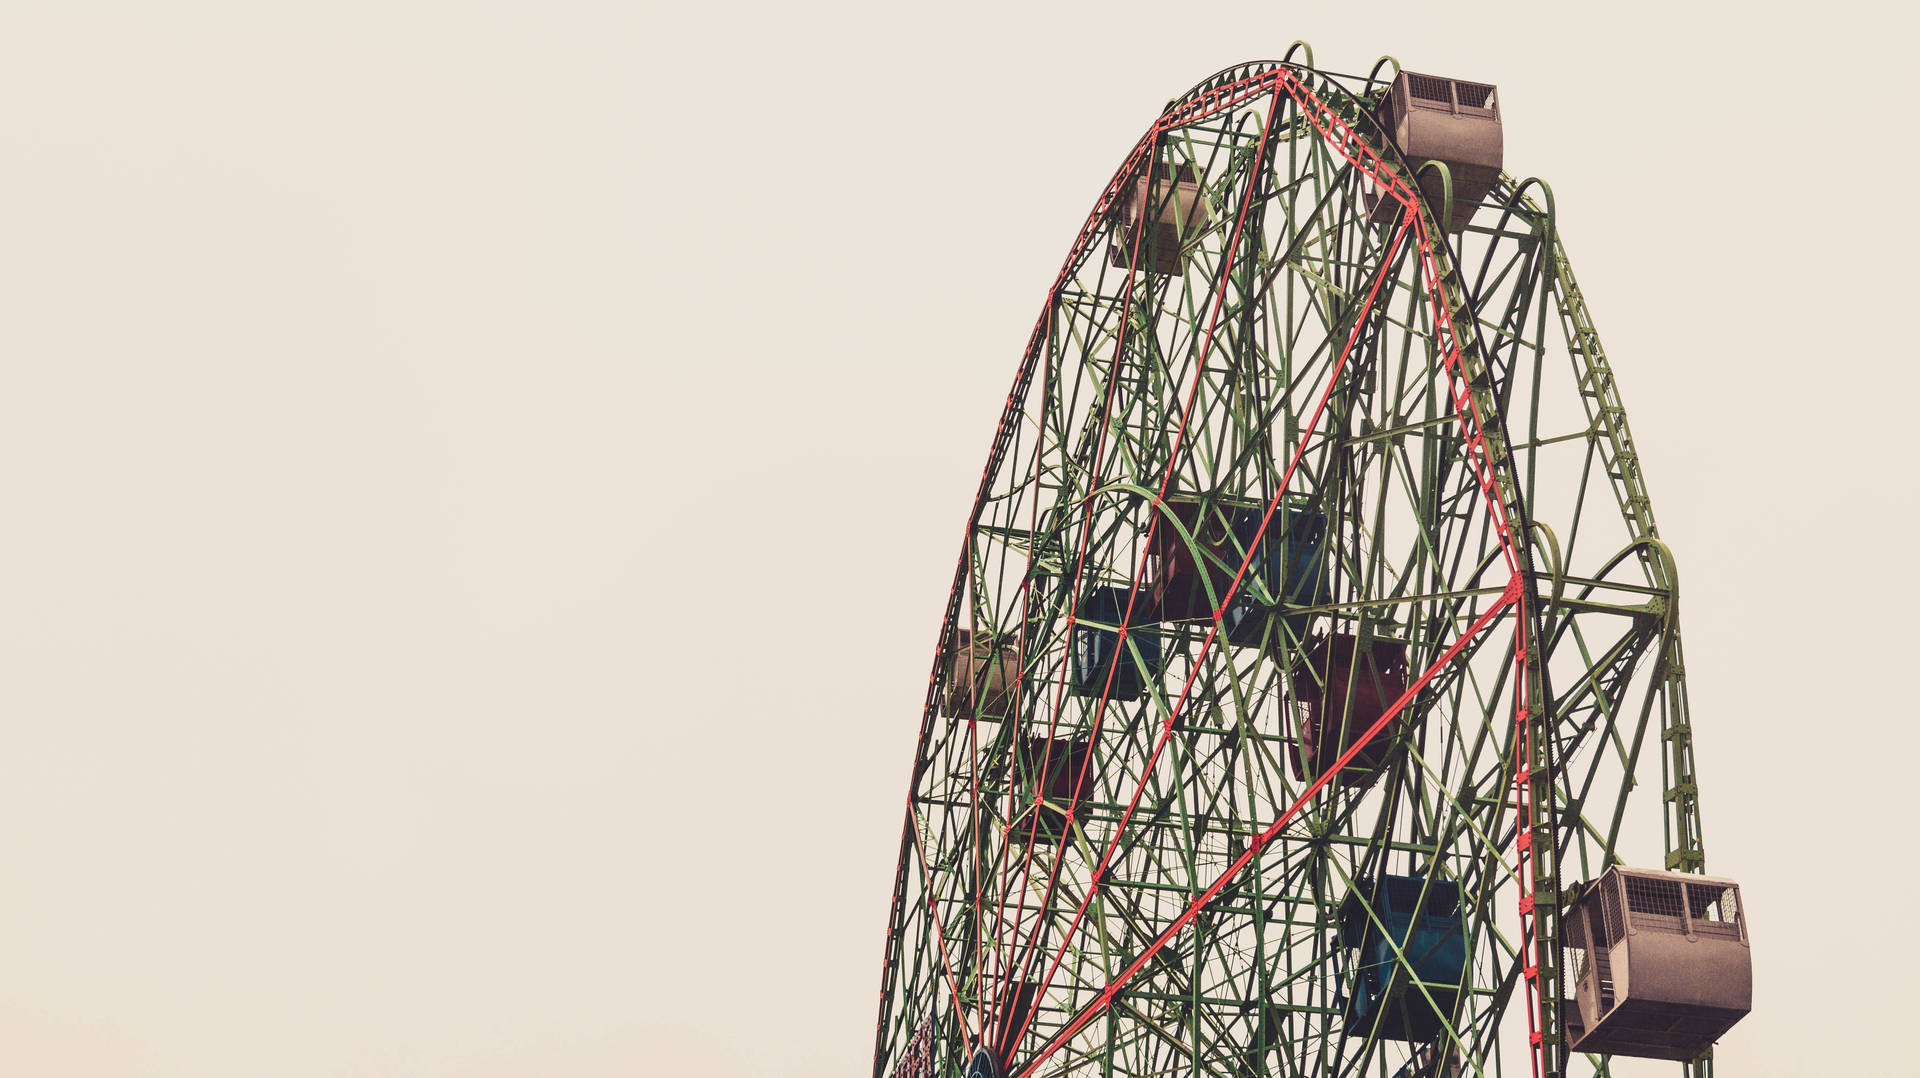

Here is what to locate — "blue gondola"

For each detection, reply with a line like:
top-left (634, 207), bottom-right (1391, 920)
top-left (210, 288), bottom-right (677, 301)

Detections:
top-left (1221, 506), bottom-right (1330, 647)
top-left (1339, 874), bottom-right (1468, 1041)
top-left (1070, 585), bottom-right (1162, 701)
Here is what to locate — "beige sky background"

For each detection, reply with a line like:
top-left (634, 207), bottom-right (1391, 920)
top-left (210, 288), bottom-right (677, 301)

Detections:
top-left (0, 1), bottom-right (1911, 1075)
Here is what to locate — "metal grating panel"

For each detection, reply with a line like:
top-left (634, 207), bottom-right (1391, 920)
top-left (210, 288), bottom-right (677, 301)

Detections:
top-left (1454, 81), bottom-right (1496, 111)
top-left (1600, 878), bottom-right (1625, 946)
top-left (1624, 874), bottom-right (1685, 919)
top-left (1686, 882), bottom-right (1739, 925)
top-left (1408, 74), bottom-right (1452, 105)
top-left (1625, 874), bottom-right (1687, 935)
top-left (1589, 888), bottom-right (1619, 1012)
top-left (1564, 903), bottom-right (1591, 980)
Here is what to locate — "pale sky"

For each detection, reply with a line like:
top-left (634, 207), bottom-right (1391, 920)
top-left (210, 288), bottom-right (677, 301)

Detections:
top-left (0, 1), bottom-right (1910, 1075)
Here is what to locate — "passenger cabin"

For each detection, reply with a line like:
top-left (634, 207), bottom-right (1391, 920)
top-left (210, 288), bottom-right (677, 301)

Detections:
top-left (1015, 737), bottom-right (1091, 844)
top-left (1220, 505), bottom-right (1329, 647)
top-left (1108, 161), bottom-right (1209, 275)
top-left (1563, 866), bottom-right (1752, 1061)
top-left (1070, 585), bottom-right (1162, 701)
top-left (1148, 495), bottom-right (1328, 644)
top-left (1340, 874), bottom-right (1468, 1041)
top-left (1289, 633), bottom-right (1411, 781)
top-left (1371, 71), bottom-right (1502, 231)
top-left (1147, 494), bottom-right (1257, 622)
top-left (944, 628), bottom-right (1020, 720)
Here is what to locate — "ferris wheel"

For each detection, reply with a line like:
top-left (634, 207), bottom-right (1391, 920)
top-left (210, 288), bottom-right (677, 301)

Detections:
top-left (872, 50), bottom-right (1753, 1078)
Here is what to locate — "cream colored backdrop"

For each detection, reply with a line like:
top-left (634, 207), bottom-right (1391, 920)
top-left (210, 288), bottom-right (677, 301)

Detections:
top-left (0, 2), bottom-right (1907, 1075)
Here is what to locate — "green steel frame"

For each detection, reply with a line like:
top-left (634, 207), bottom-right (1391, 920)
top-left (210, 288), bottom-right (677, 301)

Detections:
top-left (874, 55), bottom-right (1714, 1078)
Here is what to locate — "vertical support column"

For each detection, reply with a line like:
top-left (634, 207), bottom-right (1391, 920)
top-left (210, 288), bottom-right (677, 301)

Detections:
top-left (1430, 228), bottom-right (1559, 1078)
top-left (1523, 643), bottom-right (1562, 1078)
top-left (1526, 190), bottom-right (1719, 1075)
top-left (1662, 634), bottom-right (1711, 1078)
top-left (1660, 636), bottom-right (1706, 872)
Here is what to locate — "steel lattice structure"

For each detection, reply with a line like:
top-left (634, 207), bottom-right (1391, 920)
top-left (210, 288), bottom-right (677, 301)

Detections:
top-left (873, 52), bottom-right (1717, 1078)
